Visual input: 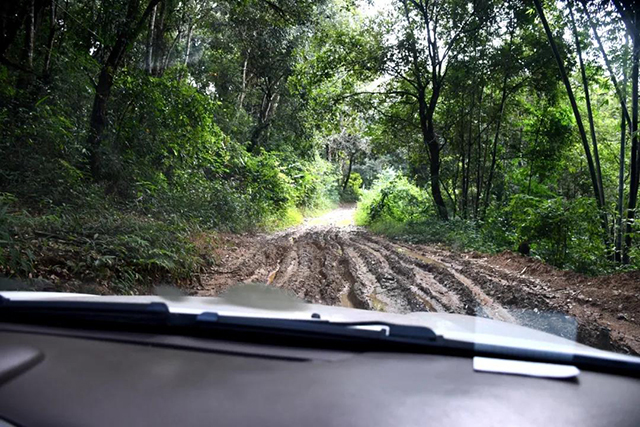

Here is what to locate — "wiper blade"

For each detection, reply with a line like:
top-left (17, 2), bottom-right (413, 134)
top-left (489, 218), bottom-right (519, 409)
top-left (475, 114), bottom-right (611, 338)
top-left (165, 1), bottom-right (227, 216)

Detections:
top-left (0, 295), bottom-right (171, 326)
top-left (0, 296), bottom-right (439, 344)
top-left (195, 313), bottom-right (439, 343)
top-left (334, 321), bottom-right (438, 341)
top-left (2, 296), bottom-right (640, 378)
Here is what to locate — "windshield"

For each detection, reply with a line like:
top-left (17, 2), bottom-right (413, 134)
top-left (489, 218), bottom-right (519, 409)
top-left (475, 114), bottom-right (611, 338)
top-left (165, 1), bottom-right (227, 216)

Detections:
top-left (0, 0), bottom-right (639, 358)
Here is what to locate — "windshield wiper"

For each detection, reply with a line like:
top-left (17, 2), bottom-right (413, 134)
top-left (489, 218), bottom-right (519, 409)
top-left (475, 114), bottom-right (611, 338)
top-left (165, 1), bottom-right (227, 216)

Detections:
top-left (0, 296), bottom-right (171, 326)
top-left (195, 313), bottom-right (438, 341)
top-left (0, 296), bottom-right (439, 344)
top-left (1, 296), bottom-right (640, 378)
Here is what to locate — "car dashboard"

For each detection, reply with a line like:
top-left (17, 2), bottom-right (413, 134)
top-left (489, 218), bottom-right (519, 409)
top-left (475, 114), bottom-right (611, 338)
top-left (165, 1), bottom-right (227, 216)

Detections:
top-left (1, 321), bottom-right (640, 426)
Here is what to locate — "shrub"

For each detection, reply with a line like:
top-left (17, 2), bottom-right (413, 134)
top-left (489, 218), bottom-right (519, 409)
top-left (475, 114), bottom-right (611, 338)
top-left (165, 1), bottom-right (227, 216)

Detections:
top-left (356, 170), bottom-right (433, 225)
top-left (484, 195), bottom-right (608, 272)
top-left (369, 217), bottom-right (496, 253)
top-left (0, 201), bottom-right (204, 293)
top-left (288, 157), bottom-right (340, 212)
top-left (357, 173), bottom-right (612, 274)
top-left (340, 172), bottom-right (363, 203)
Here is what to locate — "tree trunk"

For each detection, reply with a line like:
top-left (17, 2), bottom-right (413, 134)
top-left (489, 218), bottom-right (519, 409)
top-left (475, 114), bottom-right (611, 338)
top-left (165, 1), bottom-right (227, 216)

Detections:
top-left (474, 86), bottom-right (485, 218)
top-left (616, 38), bottom-right (629, 262)
top-left (183, 20), bottom-right (193, 68)
top-left (418, 83), bottom-right (448, 220)
top-left (145, 5), bottom-right (156, 74)
top-left (527, 109), bottom-right (545, 195)
top-left (42, 0), bottom-right (56, 76)
top-left (459, 115), bottom-right (466, 217)
top-left (162, 28), bottom-right (181, 71)
top-left (236, 52), bottom-right (249, 110)
top-left (23, 0), bottom-right (35, 69)
top-left (482, 20), bottom-right (514, 217)
top-left (428, 123), bottom-right (448, 220)
top-left (482, 72), bottom-right (509, 216)
top-left (400, 0), bottom-right (448, 220)
top-left (342, 153), bottom-right (355, 192)
top-left (87, 0), bottom-right (162, 181)
top-left (151, 0), bottom-right (165, 76)
top-left (533, 0), bottom-right (603, 216)
top-left (177, 20), bottom-right (193, 82)
top-left (569, 2), bottom-right (605, 208)
top-left (624, 21), bottom-right (639, 264)
top-left (618, 105), bottom-right (627, 262)
top-left (88, 67), bottom-right (114, 179)
top-left (441, 176), bottom-right (457, 217)
top-left (461, 91), bottom-right (475, 219)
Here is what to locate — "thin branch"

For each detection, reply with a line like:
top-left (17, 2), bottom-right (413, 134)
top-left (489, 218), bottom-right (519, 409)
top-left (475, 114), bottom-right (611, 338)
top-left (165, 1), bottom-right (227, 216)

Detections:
top-left (440, 9), bottom-right (485, 64)
top-left (402, 0), bottom-right (425, 90)
top-left (259, 0), bottom-right (295, 24)
top-left (385, 64), bottom-right (420, 90)
top-left (332, 90), bottom-right (419, 103)
top-left (581, 0), bottom-right (632, 129)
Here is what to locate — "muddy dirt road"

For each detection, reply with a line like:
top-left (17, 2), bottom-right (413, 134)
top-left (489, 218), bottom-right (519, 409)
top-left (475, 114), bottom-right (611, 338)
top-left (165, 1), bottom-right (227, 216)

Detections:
top-left (197, 206), bottom-right (640, 354)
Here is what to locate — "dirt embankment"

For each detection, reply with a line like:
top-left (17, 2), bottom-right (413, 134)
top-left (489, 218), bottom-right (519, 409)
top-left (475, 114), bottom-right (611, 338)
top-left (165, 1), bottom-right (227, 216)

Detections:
top-left (194, 207), bottom-right (640, 355)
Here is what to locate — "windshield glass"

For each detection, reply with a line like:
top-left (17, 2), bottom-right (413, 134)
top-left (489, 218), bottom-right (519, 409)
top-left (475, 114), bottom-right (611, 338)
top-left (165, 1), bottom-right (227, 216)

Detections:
top-left (0, 0), bottom-right (639, 357)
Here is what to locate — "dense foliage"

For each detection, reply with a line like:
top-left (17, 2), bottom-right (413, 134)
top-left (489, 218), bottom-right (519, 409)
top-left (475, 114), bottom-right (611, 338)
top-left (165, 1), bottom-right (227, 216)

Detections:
top-left (0, 0), bottom-right (639, 290)
top-left (356, 172), bottom-right (612, 273)
top-left (351, 0), bottom-right (640, 274)
top-left (0, 0), bottom-right (346, 290)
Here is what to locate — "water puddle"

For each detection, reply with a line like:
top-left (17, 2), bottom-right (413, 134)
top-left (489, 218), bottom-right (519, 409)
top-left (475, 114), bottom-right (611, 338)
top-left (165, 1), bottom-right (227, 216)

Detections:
top-left (266, 264), bottom-right (280, 284)
top-left (412, 288), bottom-right (437, 312)
top-left (339, 292), bottom-right (355, 308)
top-left (369, 292), bottom-right (387, 311)
top-left (396, 247), bottom-right (447, 268)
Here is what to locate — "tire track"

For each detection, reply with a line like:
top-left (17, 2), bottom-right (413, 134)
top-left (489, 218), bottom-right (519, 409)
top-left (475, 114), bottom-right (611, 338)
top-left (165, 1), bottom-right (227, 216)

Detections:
top-left (196, 207), bottom-right (637, 354)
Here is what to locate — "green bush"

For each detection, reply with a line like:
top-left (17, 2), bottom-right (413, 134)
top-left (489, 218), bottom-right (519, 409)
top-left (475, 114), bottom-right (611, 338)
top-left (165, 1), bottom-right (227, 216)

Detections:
top-left (288, 157), bottom-right (340, 212)
top-left (0, 201), bottom-right (204, 293)
top-left (357, 172), bottom-right (614, 274)
top-left (340, 172), bottom-right (363, 203)
top-left (257, 156), bottom-right (342, 230)
top-left (356, 170), bottom-right (433, 225)
top-left (355, 171), bottom-right (492, 252)
top-left (368, 217), bottom-right (497, 253)
top-left (483, 195), bottom-right (607, 272)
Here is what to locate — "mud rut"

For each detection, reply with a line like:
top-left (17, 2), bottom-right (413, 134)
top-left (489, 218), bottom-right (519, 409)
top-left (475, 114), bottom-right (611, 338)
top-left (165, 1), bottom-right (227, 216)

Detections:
top-left (197, 210), bottom-right (636, 354)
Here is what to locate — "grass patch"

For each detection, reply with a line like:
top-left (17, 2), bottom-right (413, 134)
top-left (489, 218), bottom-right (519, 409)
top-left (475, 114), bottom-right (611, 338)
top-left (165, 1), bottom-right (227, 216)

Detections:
top-left (0, 203), bottom-right (207, 294)
top-left (354, 202), bottom-right (371, 226)
top-left (262, 205), bottom-right (305, 231)
top-left (262, 201), bottom-right (340, 231)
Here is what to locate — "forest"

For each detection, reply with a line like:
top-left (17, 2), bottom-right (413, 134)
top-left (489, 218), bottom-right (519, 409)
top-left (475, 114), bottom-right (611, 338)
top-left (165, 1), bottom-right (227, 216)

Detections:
top-left (0, 0), bottom-right (639, 294)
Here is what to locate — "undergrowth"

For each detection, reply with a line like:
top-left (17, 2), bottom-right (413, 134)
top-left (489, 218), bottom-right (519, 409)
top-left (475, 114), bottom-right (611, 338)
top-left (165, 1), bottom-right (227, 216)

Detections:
top-left (366, 218), bottom-right (497, 254)
top-left (356, 170), bottom-right (638, 275)
top-left (0, 156), bottom-right (340, 293)
top-left (0, 201), bottom-right (205, 294)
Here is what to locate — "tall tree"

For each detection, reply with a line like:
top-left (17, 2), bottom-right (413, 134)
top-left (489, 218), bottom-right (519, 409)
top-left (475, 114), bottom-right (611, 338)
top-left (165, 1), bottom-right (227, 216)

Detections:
top-left (87, 0), bottom-right (162, 181)
top-left (612, 0), bottom-right (640, 263)
top-left (42, 0), bottom-right (57, 76)
top-left (532, 0), bottom-right (604, 216)
top-left (568, 1), bottom-right (604, 210)
top-left (378, 0), bottom-right (493, 220)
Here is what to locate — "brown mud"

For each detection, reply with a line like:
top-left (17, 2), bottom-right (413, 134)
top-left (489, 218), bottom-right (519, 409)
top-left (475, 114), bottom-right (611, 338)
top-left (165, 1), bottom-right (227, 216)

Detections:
top-left (194, 207), bottom-right (640, 355)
